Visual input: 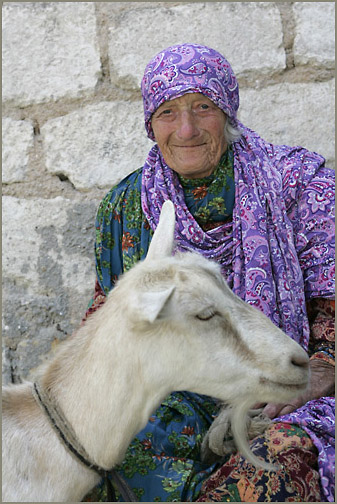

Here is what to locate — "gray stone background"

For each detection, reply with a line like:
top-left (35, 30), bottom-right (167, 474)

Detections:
top-left (2, 1), bottom-right (335, 383)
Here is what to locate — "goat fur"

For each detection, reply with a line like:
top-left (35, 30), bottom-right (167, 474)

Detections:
top-left (2, 201), bottom-right (309, 502)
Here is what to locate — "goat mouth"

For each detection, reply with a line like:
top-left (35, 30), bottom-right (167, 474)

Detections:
top-left (259, 377), bottom-right (307, 390)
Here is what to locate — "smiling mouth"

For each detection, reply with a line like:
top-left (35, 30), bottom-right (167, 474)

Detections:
top-left (174, 143), bottom-right (207, 148)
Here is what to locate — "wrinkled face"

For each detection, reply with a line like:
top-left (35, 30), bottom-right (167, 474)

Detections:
top-left (151, 93), bottom-right (227, 179)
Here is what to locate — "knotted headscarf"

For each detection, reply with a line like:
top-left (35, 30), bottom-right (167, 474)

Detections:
top-left (141, 43), bottom-right (239, 140)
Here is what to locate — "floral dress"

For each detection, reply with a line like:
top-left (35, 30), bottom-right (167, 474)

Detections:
top-left (82, 147), bottom-right (334, 502)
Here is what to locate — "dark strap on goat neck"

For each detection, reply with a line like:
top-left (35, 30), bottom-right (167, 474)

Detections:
top-left (33, 382), bottom-right (137, 502)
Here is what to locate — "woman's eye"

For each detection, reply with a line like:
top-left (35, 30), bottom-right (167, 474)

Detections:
top-left (154, 109), bottom-right (172, 119)
top-left (200, 104), bottom-right (209, 110)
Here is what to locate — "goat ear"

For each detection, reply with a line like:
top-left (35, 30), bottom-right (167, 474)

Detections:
top-left (138, 286), bottom-right (175, 323)
top-left (145, 200), bottom-right (175, 261)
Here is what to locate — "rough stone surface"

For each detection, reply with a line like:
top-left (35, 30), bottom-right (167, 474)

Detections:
top-left (41, 101), bottom-right (153, 190)
top-left (108, 2), bottom-right (285, 90)
top-left (2, 2), bottom-right (101, 105)
top-left (293, 2), bottom-right (335, 68)
top-left (2, 344), bottom-right (12, 384)
top-left (239, 79), bottom-right (335, 168)
top-left (2, 118), bottom-right (34, 183)
top-left (2, 196), bottom-right (98, 381)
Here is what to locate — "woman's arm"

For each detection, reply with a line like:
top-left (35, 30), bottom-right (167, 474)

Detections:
top-left (260, 298), bottom-right (335, 419)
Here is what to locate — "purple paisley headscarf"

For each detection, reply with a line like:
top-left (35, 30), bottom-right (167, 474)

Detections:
top-left (140, 43), bottom-right (335, 501)
top-left (141, 43), bottom-right (239, 140)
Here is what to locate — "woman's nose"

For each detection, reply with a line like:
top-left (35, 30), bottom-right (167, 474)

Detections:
top-left (176, 111), bottom-right (199, 140)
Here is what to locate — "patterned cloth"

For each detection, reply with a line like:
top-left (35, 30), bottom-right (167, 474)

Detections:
top-left (197, 421), bottom-right (322, 502)
top-left (83, 44), bottom-right (334, 501)
top-left (83, 150), bottom-right (334, 502)
top-left (93, 147), bottom-right (235, 294)
top-left (141, 130), bottom-right (335, 349)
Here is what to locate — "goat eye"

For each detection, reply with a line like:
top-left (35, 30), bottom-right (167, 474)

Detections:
top-left (196, 311), bottom-right (216, 321)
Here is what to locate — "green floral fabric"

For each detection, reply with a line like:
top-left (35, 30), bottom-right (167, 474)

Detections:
top-left (94, 147), bottom-right (235, 295)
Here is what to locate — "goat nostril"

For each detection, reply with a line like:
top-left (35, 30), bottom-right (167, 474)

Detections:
top-left (291, 354), bottom-right (309, 368)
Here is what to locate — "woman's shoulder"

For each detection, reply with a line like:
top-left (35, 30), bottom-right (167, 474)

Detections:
top-left (96, 167), bottom-right (143, 220)
top-left (102, 167), bottom-right (143, 203)
top-left (263, 141), bottom-right (324, 168)
top-left (266, 142), bottom-right (330, 179)
top-left (264, 142), bottom-right (333, 191)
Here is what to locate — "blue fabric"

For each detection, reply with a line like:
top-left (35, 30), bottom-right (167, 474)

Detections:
top-left (114, 392), bottom-right (220, 502)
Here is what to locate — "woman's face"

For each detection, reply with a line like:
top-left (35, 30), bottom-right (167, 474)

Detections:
top-left (151, 93), bottom-right (227, 179)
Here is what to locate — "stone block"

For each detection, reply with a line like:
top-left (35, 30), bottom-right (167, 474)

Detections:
top-left (41, 101), bottom-right (153, 190)
top-left (2, 343), bottom-right (12, 384)
top-left (238, 80), bottom-right (335, 168)
top-left (2, 196), bottom-right (99, 381)
top-left (2, 118), bottom-right (34, 183)
top-left (293, 2), bottom-right (335, 68)
top-left (108, 2), bottom-right (285, 90)
top-left (2, 2), bottom-right (101, 106)
top-left (2, 196), bottom-right (97, 296)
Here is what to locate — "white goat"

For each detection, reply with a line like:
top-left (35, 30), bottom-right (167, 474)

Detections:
top-left (2, 201), bottom-right (309, 502)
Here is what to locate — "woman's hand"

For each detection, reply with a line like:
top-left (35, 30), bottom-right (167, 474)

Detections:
top-left (256, 359), bottom-right (335, 419)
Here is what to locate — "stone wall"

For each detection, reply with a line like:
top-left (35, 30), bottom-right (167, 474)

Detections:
top-left (2, 2), bottom-right (335, 383)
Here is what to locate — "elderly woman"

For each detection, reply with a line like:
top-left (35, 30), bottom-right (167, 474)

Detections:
top-left (83, 44), bottom-right (334, 502)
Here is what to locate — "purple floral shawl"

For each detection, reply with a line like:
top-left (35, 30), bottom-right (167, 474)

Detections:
top-left (140, 44), bottom-right (335, 501)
